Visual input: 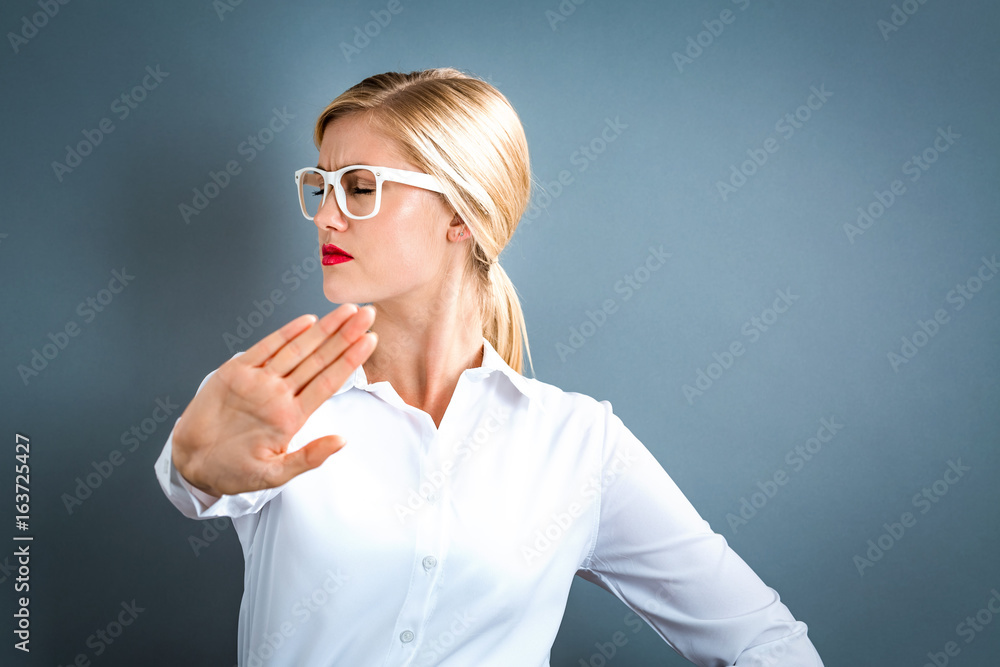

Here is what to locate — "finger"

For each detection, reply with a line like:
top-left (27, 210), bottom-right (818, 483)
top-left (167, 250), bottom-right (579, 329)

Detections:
top-left (286, 305), bottom-right (375, 392)
top-left (297, 331), bottom-right (378, 415)
top-left (240, 314), bottom-right (318, 367)
top-left (265, 303), bottom-right (360, 377)
top-left (268, 435), bottom-right (346, 486)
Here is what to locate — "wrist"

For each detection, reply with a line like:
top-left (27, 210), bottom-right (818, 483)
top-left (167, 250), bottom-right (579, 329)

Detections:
top-left (172, 435), bottom-right (221, 498)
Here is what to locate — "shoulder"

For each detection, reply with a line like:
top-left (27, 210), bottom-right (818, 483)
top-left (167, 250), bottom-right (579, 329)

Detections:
top-left (515, 373), bottom-right (615, 430)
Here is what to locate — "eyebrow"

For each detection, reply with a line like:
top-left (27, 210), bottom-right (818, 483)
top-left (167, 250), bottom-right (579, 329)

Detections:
top-left (316, 162), bottom-right (367, 171)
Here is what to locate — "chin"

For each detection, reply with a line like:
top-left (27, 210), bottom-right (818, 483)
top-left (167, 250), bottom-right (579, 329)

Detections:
top-left (322, 278), bottom-right (371, 306)
top-left (323, 286), bottom-right (355, 305)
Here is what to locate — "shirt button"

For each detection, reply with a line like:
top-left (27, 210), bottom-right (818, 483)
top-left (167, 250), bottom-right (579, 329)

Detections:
top-left (422, 555), bottom-right (437, 570)
top-left (400, 630), bottom-right (414, 643)
top-left (425, 491), bottom-right (438, 503)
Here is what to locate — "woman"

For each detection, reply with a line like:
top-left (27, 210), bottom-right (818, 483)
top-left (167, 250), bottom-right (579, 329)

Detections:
top-left (155, 68), bottom-right (823, 666)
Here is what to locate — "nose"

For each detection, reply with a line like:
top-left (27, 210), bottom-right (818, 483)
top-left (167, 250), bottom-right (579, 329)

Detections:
top-left (313, 188), bottom-right (349, 232)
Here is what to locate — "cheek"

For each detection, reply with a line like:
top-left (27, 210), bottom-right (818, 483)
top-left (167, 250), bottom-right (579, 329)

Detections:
top-left (376, 197), bottom-right (447, 268)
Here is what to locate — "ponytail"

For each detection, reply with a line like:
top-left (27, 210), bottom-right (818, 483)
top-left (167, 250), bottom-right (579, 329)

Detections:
top-left (485, 262), bottom-right (533, 376)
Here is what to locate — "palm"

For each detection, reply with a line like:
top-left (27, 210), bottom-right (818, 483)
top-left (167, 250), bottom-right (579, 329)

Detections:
top-left (171, 303), bottom-right (377, 496)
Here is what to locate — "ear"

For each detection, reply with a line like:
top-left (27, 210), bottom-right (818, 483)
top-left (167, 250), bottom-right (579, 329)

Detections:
top-left (448, 212), bottom-right (469, 241)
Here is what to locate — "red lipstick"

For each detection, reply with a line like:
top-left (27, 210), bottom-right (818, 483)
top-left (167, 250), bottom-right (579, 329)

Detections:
top-left (322, 244), bottom-right (353, 266)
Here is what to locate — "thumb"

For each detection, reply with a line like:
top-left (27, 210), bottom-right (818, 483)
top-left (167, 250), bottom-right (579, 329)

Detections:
top-left (272, 435), bottom-right (347, 485)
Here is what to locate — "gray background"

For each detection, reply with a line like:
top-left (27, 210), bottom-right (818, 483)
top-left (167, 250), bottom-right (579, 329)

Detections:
top-left (2, 0), bottom-right (998, 664)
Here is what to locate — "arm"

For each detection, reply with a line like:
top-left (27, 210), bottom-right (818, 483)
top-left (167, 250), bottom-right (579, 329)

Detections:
top-left (578, 401), bottom-right (824, 666)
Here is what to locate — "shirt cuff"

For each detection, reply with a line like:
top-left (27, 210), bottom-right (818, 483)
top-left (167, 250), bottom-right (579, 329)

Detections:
top-left (175, 465), bottom-right (222, 511)
top-left (154, 418), bottom-right (225, 519)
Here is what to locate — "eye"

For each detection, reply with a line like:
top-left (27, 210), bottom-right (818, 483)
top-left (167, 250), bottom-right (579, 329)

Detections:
top-left (342, 168), bottom-right (378, 196)
top-left (310, 189), bottom-right (324, 197)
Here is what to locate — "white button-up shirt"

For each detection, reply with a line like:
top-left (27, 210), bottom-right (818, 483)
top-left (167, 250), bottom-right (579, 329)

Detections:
top-left (155, 337), bottom-right (823, 666)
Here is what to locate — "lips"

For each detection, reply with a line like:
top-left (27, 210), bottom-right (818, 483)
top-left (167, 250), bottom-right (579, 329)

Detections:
top-left (322, 244), bottom-right (353, 266)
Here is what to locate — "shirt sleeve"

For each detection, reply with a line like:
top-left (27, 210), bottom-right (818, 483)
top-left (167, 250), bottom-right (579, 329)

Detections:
top-left (578, 400), bottom-right (824, 667)
top-left (153, 353), bottom-right (284, 520)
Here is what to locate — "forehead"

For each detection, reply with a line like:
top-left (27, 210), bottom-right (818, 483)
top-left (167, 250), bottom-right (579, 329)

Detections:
top-left (317, 113), bottom-right (411, 171)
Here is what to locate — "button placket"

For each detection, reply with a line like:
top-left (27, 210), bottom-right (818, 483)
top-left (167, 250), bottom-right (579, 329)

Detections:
top-left (385, 422), bottom-right (453, 664)
top-left (382, 371), bottom-right (477, 664)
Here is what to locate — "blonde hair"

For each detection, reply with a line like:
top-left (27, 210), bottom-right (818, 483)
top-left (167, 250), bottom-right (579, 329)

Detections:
top-left (313, 68), bottom-right (534, 376)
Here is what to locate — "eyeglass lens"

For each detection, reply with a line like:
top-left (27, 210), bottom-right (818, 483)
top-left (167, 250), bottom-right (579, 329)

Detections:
top-left (299, 168), bottom-right (379, 219)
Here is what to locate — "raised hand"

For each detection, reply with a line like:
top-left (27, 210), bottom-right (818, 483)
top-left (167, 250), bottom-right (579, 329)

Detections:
top-left (171, 303), bottom-right (377, 497)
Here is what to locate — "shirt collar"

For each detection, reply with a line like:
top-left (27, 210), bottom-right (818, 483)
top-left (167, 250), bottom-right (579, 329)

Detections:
top-left (334, 336), bottom-right (537, 402)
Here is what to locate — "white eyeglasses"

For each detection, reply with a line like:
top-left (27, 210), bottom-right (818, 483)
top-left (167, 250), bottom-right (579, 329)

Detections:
top-left (293, 165), bottom-right (446, 220)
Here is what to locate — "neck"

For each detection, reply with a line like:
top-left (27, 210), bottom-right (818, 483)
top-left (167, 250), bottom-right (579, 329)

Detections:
top-left (363, 273), bottom-right (484, 425)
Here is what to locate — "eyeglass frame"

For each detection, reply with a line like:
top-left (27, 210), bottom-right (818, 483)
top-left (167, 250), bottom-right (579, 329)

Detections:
top-left (293, 165), bottom-right (446, 221)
